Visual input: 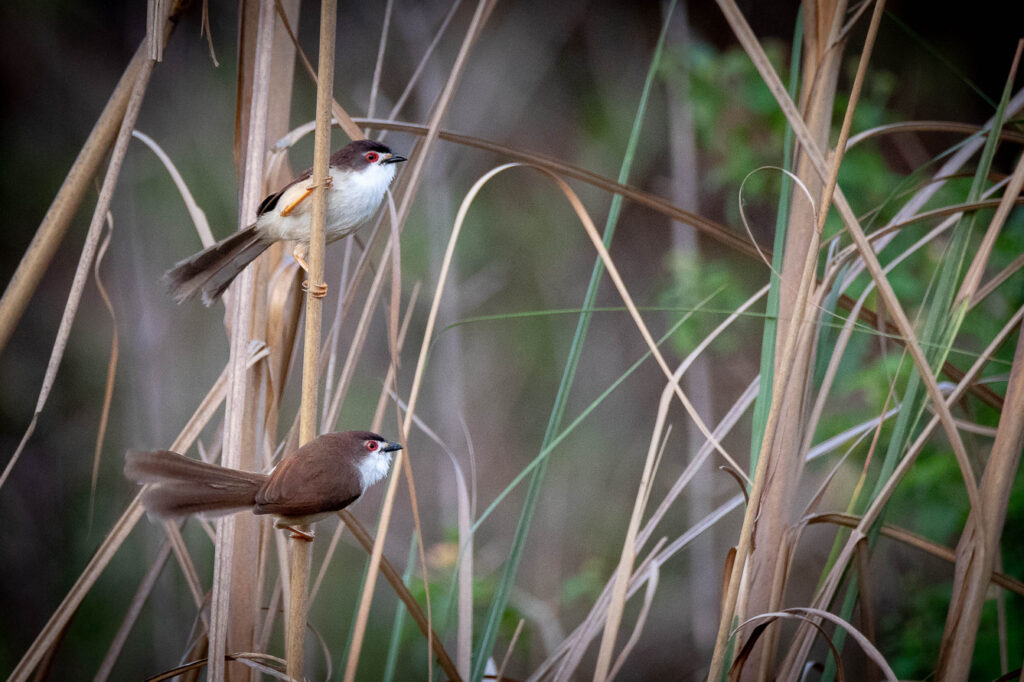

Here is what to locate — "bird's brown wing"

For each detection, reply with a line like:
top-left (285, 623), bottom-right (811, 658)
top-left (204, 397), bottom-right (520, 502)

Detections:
top-left (253, 449), bottom-right (362, 517)
top-left (257, 166), bottom-right (314, 217)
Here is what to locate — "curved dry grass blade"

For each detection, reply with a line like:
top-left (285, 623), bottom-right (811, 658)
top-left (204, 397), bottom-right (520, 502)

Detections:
top-left (355, 118), bottom-right (757, 260)
top-left (142, 652), bottom-right (294, 682)
top-left (846, 120), bottom-right (1024, 150)
top-left (199, 0), bottom-right (219, 66)
top-left (738, 166), bottom-right (817, 272)
top-left (1, 56), bottom-right (156, 494)
top-left (805, 513), bottom-right (1024, 596)
top-left (736, 609), bottom-right (897, 681)
top-left (87, 216), bottom-right (118, 534)
top-left (131, 130), bottom-right (215, 246)
top-left (734, 615), bottom-right (844, 682)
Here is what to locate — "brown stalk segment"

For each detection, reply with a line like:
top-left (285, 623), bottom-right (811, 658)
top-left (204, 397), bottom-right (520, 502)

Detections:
top-left (937, 318), bottom-right (1024, 678)
top-left (286, 0), bottom-right (336, 679)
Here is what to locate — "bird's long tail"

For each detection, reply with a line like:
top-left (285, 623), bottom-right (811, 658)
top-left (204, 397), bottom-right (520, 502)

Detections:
top-left (125, 450), bottom-right (267, 518)
top-left (162, 225), bottom-right (271, 306)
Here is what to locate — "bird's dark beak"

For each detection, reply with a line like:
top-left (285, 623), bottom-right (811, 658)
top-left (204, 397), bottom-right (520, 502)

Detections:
top-left (382, 154), bottom-right (407, 165)
top-left (383, 441), bottom-right (403, 453)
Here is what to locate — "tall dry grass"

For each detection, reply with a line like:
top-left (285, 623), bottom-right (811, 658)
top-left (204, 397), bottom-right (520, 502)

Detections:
top-left (1, 1), bottom-right (1022, 681)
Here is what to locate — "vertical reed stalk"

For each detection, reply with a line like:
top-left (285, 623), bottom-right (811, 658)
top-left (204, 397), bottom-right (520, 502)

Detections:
top-left (286, 0), bottom-right (336, 678)
top-left (209, 0), bottom-right (276, 678)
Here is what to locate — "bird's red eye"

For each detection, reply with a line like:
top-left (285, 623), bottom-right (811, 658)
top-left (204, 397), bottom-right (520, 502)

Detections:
top-left (365, 440), bottom-right (379, 451)
top-left (365, 151), bottom-right (379, 163)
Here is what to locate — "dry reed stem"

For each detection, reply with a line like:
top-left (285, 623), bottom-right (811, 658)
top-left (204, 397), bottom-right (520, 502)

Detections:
top-left (778, 304), bottom-right (1024, 678)
top-left (284, 1), bottom-right (336, 678)
top-left (938, 310), bottom-right (1024, 674)
top-left (749, 0), bottom-right (871, 674)
top-left (708, 3), bottom-right (994, 676)
top-left (754, 6), bottom-right (885, 673)
top-left (208, 0), bottom-right (277, 678)
top-left (706, 0), bottom-right (832, 657)
top-left (717, 0), bottom-right (980, 519)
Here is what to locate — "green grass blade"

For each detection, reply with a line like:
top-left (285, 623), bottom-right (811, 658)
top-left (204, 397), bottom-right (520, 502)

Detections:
top-left (470, 4), bottom-right (681, 679)
top-left (381, 535), bottom-right (419, 682)
top-left (747, 9), bottom-right (803, 478)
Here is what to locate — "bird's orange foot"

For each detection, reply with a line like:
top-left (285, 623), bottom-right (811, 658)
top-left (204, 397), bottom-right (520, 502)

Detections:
top-left (302, 280), bottom-right (328, 298)
top-left (293, 246), bottom-right (310, 273)
top-left (282, 525), bottom-right (315, 542)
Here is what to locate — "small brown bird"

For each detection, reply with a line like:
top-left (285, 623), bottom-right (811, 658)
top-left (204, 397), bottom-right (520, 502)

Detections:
top-left (124, 431), bottom-right (401, 539)
top-left (164, 139), bottom-right (406, 306)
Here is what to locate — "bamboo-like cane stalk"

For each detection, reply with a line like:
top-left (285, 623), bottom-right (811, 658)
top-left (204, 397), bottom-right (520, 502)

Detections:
top-left (285, 1), bottom-right (336, 679)
top-left (209, 0), bottom-right (277, 679)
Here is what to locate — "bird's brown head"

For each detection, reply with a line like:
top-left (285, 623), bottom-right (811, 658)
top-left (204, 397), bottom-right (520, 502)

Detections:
top-left (330, 139), bottom-right (407, 171)
top-left (329, 430), bottom-right (402, 490)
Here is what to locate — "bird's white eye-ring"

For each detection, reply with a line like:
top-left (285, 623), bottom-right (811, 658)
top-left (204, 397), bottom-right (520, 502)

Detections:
top-left (365, 440), bottom-right (380, 451)
top-left (364, 151), bottom-right (380, 163)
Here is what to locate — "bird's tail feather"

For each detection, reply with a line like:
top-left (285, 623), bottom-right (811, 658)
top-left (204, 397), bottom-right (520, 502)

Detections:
top-left (125, 449), bottom-right (267, 518)
top-left (162, 225), bottom-right (271, 306)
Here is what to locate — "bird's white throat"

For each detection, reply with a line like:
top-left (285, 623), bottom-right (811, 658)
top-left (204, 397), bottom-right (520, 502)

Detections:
top-left (358, 450), bottom-right (393, 490)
